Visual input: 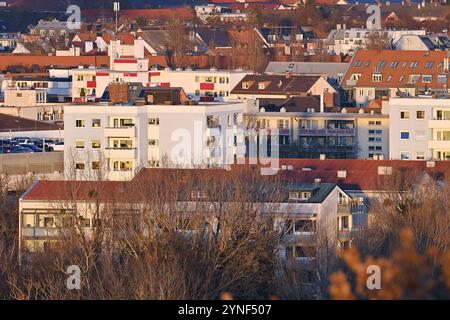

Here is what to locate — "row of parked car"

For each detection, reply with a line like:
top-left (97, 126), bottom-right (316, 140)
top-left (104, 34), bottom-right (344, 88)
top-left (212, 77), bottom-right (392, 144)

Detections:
top-left (0, 138), bottom-right (64, 154)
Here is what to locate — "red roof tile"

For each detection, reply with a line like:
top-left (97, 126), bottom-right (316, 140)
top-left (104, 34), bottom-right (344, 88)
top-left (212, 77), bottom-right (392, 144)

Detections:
top-left (342, 50), bottom-right (448, 90)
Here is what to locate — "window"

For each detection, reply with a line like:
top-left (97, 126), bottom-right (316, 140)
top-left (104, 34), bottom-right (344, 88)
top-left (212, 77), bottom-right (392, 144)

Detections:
top-left (80, 218), bottom-right (91, 228)
top-left (400, 131), bottom-right (410, 140)
top-left (410, 75), bottom-right (420, 84)
top-left (416, 152), bottom-right (425, 160)
top-left (377, 60), bottom-right (387, 68)
top-left (410, 61), bottom-right (419, 68)
top-left (195, 76), bottom-right (200, 82)
top-left (242, 82), bottom-right (250, 89)
top-left (376, 121), bottom-right (382, 125)
top-left (438, 75), bottom-right (446, 84)
top-left (75, 120), bottom-right (85, 128)
top-left (148, 160), bottom-right (159, 168)
top-left (390, 61), bottom-right (399, 68)
top-left (289, 219), bottom-right (316, 233)
top-left (75, 162), bottom-right (85, 170)
top-left (399, 76), bottom-right (404, 82)
top-left (400, 152), bottom-right (411, 160)
top-left (92, 119), bottom-right (101, 127)
top-left (195, 90), bottom-right (200, 96)
top-left (422, 75), bottom-right (432, 83)
top-left (372, 73), bottom-right (382, 82)
top-left (91, 140), bottom-right (101, 148)
top-left (149, 118), bottom-right (159, 126)
top-left (341, 216), bottom-right (349, 229)
top-left (75, 140), bottom-right (85, 148)
top-left (148, 139), bottom-right (159, 146)
top-left (416, 110), bottom-right (425, 119)
top-left (354, 60), bottom-right (362, 67)
top-left (400, 111), bottom-right (409, 119)
top-left (92, 161), bottom-right (100, 170)
top-left (425, 61), bottom-right (434, 68)
top-left (386, 75), bottom-right (392, 82)
top-left (289, 191), bottom-right (311, 201)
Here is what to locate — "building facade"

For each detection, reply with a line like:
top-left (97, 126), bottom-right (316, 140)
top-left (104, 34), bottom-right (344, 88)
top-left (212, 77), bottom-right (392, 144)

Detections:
top-left (149, 68), bottom-right (249, 102)
top-left (389, 97), bottom-right (450, 161)
top-left (63, 101), bottom-right (246, 180)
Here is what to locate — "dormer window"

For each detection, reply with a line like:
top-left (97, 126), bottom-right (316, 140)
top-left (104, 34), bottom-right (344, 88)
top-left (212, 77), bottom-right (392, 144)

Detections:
top-left (242, 82), bottom-right (250, 89)
top-left (289, 191), bottom-right (312, 201)
top-left (191, 190), bottom-right (206, 199)
top-left (258, 82), bottom-right (267, 90)
top-left (372, 73), bottom-right (382, 82)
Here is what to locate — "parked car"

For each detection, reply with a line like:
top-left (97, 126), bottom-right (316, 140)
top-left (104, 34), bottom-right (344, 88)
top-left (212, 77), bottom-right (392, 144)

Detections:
top-left (2, 145), bottom-right (32, 154)
top-left (53, 141), bottom-right (64, 152)
top-left (13, 138), bottom-right (33, 145)
top-left (21, 144), bottom-right (43, 152)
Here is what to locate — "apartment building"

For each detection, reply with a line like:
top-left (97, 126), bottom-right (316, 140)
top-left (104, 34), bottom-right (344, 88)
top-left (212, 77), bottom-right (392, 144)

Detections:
top-left (71, 40), bottom-right (150, 102)
top-left (19, 167), bottom-right (358, 261)
top-left (149, 68), bottom-right (249, 102)
top-left (326, 27), bottom-right (425, 55)
top-left (388, 96), bottom-right (450, 161)
top-left (1, 72), bottom-right (72, 102)
top-left (247, 98), bottom-right (389, 160)
top-left (341, 50), bottom-right (449, 107)
top-left (64, 89), bottom-right (246, 180)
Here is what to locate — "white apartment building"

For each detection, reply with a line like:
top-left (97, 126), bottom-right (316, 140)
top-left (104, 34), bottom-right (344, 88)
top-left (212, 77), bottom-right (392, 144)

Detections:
top-left (149, 68), bottom-right (249, 102)
top-left (389, 96), bottom-right (450, 161)
top-left (326, 27), bottom-right (426, 55)
top-left (72, 40), bottom-right (150, 102)
top-left (64, 101), bottom-right (246, 180)
top-left (19, 171), bottom-right (357, 260)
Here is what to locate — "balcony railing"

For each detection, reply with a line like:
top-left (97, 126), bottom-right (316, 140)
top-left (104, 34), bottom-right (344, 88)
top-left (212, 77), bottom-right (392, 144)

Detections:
top-left (299, 128), bottom-right (355, 136)
top-left (22, 227), bottom-right (61, 238)
top-left (337, 229), bottom-right (352, 240)
top-left (337, 204), bottom-right (352, 215)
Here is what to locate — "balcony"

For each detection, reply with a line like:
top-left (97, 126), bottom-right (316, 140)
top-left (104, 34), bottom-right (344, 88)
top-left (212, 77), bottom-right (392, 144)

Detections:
top-left (429, 120), bottom-right (450, 128)
top-left (337, 229), bottom-right (353, 240)
top-left (206, 127), bottom-right (221, 137)
top-left (298, 128), bottom-right (355, 136)
top-left (104, 147), bottom-right (137, 159)
top-left (22, 227), bottom-right (60, 238)
top-left (104, 125), bottom-right (136, 137)
top-left (337, 204), bottom-right (352, 216)
top-left (428, 140), bottom-right (450, 150)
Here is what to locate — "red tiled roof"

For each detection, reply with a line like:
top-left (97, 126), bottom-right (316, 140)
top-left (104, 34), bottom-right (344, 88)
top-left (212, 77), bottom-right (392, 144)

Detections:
top-left (21, 160), bottom-right (450, 202)
top-left (342, 50), bottom-right (448, 90)
top-left (122, 8), bottom-right (194, 20)
top-left (276, 158), bottom-right (450, 191)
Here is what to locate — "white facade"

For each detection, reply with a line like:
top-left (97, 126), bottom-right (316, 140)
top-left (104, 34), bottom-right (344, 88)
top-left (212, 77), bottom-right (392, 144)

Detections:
top-left (389, 97), bottom-right (450, 161)
top-left (63, 102), bottom-right (246, 180)
top-left (149, 68), bottom-right (249, 102)
top-left (326, 28), bottom-right (426, 55)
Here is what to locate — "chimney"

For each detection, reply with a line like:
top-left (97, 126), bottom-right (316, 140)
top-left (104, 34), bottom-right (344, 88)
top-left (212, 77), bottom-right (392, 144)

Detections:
top-left (320, 93), bottom-right (324, 113)
top-left (285, 72), bottom-right (291, 79)
top-left (320, 154), bottom-right (326, 160)
top-left (109, 82), bottom-right (129, 105)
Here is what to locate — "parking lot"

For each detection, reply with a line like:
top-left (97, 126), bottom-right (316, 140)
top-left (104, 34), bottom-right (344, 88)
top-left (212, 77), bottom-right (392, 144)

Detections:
top-left (0, 137), bottom-right (64, 154)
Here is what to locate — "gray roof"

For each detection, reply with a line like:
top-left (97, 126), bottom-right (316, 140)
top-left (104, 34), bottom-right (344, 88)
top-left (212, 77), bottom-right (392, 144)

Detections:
top-left (265, 62), bottom-right (349, 80)
top-left (33, 20), bottom-right (69, 31)
top-left (287, 182), bottom-right (338, 203)
top-left (139, 30), bottom-right (208, 55)
top-left (193, 28), bottom-right (230, 48)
